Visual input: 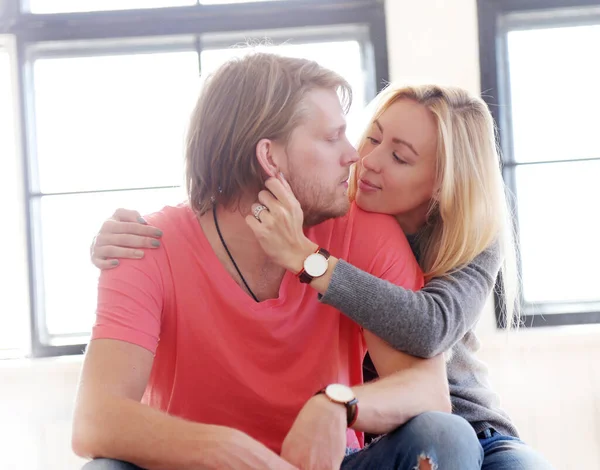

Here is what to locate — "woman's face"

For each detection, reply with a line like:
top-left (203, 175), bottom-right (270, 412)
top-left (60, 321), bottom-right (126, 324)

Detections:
top-left (355, 98), bottom-right (439, 234)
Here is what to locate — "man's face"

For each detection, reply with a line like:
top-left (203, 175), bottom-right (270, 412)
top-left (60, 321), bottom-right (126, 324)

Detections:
top-left (277, 88), bottom-right (359, 227)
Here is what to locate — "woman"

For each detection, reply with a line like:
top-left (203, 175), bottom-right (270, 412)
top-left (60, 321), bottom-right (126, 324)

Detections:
top-left (91, 84), bottom-right (553, 469)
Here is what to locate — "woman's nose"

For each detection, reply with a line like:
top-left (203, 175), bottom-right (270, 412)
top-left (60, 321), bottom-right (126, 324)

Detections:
top-left (361, 150), bottom-right (381, 173)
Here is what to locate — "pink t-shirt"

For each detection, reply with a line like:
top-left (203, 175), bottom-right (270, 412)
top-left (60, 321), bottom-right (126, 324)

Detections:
top-left (92, 202), bottom-right (423, 453)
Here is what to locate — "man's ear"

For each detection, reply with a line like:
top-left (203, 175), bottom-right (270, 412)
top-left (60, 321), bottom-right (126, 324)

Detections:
top-left (255, 138), bottom-right (281, 178)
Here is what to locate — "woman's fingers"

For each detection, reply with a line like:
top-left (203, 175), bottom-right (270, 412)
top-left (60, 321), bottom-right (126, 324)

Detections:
top-left (112, 208), bottom-right (147, 224)
top-left (94, 232), bottom-right (160, 250)
top-left (257, 190), bottom-right (282, 216)
top-left (93, 258), bottom-right (121, 270)
top-left (250, 202), bottom-right (274, 225)
top-left (93, 244), bottom-right (146, 261)
top-left (101, 219), bottom-right (162, 238)
top-left (264, 177), bottom-right (301, 212)
top-left (90, 208), bottom-right (164, 270)
top-left (278, 172), bottom-right (292, 191)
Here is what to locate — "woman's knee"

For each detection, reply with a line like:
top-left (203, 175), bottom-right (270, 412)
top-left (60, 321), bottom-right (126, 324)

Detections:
top-left (82, 458), bottom-right (143, 470)
top-left (482, 437), bottom-right (556, 470)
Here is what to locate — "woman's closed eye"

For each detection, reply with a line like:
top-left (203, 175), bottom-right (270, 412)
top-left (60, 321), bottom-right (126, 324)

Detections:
top-left (393, 152), bottom-right (409, 165)
top-left (367, 136), bottom-right (408, 164)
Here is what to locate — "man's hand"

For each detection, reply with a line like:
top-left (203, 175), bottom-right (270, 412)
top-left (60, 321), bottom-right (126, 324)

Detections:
top-left (214, 428), bottom-right (300, 470)
top-left (281, 395), bottom-right (347, 470)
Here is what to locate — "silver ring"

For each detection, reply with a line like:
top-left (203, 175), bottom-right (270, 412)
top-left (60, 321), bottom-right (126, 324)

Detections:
top-left (253, 204), bottom-right (268, 221)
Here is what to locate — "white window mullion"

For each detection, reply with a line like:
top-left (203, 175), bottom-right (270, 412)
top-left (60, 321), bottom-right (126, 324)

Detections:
top-left (0, 37), bottom-right (31, 357)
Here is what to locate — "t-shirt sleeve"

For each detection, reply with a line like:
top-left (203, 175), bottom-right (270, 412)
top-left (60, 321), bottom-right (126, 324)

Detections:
top-left (345, 210), bottom-right (424, 292)
top-left (91, 251), bottom-right (165, 355)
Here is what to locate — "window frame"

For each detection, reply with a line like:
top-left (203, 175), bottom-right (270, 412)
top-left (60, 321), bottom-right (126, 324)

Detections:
top-left (3, 0), bottom-right (389, 357)
top-left (0, 34), bottom-right (32, 359)
top-left (477, 0), bottom-right (600, 328)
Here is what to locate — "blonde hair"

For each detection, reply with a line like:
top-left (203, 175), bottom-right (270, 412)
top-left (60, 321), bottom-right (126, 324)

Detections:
top-left (351, 84), bottom-right (519, 327)
top-left (185, 51), bottom-right (352, 215)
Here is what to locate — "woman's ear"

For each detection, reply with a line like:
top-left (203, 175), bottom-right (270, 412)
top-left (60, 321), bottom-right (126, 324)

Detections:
top-left (255, 139), bottom-right (280, 178)
top-left (431, 178), bottom-right (442, 202)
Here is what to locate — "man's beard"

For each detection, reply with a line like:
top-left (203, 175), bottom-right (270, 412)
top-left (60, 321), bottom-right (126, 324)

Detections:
top-left (288, 173), bottom-right (350, 227)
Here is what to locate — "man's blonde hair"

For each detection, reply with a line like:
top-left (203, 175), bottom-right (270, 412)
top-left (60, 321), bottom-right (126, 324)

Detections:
top-left (185, 51), bottom-right (352, 215)
top-left (351, 84), bottom-right (519, 327)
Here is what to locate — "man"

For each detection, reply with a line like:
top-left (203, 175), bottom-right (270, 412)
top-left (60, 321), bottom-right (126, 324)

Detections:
top-left (74, 52), bottom-right (474, 470)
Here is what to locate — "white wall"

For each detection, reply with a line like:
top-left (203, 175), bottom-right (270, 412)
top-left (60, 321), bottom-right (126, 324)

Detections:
top-left (385, 0), bottom-right (481, 93)
top-left (1, 2), bottom-right (599, 469)
top-left (1, 357), bottom-right (85, 470)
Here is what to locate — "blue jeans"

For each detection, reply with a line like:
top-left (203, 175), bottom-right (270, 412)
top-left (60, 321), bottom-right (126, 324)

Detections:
top-left (341, 411), bottom-right (482, 469)
top-left (480, 431), bottom-right (555, 469)
top-left (82, 411), bottom-right (482, 470)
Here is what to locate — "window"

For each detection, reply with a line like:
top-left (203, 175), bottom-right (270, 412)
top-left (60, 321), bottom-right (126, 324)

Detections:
top-left (478, 0), bottom-right (600, 327)
top-left (3, 0), bottom-right (388, 356)
top-left (26, 45), bottom-right (196, 353)
top-left (200, 0), bottom-right (287, 4)
top-left (29, 1), bottom-right (196, 14)
top-left (0, 42), bottom-right (30, 357)
top-left (28, 0), bottom-right (287, 14)
top-left (32, 51), bottom-right (198, 194)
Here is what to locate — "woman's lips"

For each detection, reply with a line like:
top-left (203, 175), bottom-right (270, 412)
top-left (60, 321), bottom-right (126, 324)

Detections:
top-left (358, 178), bottom-right (381, 192)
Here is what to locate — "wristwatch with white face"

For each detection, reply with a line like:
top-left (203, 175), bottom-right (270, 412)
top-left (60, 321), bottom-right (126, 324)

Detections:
top-left (298, 247), bottom-right (330, 284)
top-left (316, 383), bottom-right (359, 427)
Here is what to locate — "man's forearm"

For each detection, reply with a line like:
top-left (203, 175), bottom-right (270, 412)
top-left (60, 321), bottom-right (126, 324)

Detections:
top-left (351, 356), bottom-right (451, 435)
top-left (73, 395), bottom-right (249, 470)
